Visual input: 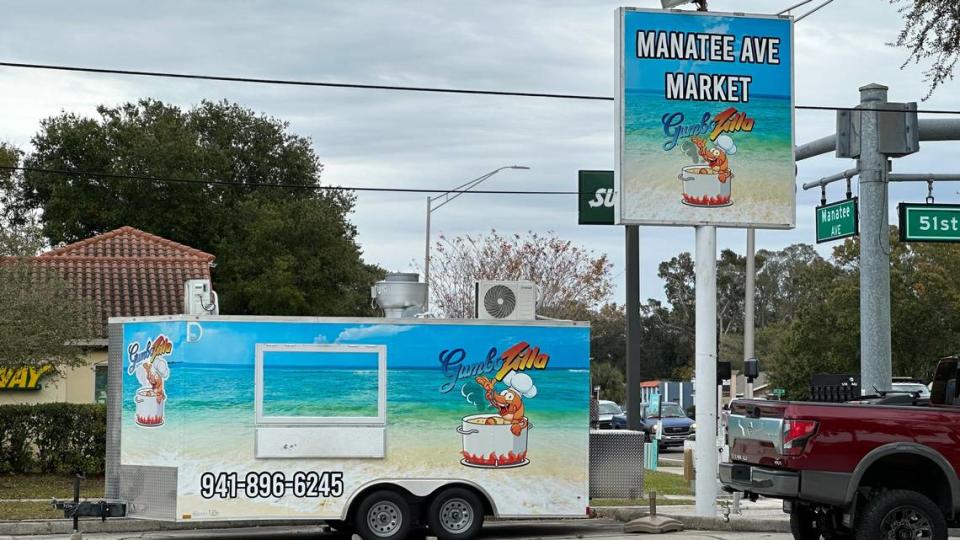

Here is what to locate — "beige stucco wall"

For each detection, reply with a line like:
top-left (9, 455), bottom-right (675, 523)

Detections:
top-left (0, 349), bottom-right (106, 405)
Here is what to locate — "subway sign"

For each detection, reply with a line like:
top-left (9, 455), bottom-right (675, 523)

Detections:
top-left (578, 170), bottom-right (615, 225)
top-left (899, 203), bottom-right (960, 243)
top-left (0, 366), bottom-right (53, 390)
top-left (816, 198), bottom-right (858, 243)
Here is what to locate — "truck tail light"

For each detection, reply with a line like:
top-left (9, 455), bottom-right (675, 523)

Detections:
top-left (782, 419), bottom-right (818, 455)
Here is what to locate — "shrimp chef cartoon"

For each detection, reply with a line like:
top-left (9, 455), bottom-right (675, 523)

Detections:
top-left (476, 371), bottom-right (536, 436)
top-left (455, 341), bottom-right (548, 470)
top-left (128, 335), bottom-right (172, 427)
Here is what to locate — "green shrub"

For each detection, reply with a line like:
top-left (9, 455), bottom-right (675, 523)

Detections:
top-left (0, 404), bottom-right (105, 474)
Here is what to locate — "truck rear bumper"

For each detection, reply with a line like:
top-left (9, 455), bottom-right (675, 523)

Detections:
top-left (719, 462), bottom-right (799, 498)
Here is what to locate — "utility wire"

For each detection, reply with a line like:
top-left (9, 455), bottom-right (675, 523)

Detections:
top-left (3, 61), bottom-right (960, 115)
top-left (0, 165), bottom-right (582, 195)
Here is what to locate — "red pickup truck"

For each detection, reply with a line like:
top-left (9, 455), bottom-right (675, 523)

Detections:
top-left (721, 357), bottom-right (960, 540)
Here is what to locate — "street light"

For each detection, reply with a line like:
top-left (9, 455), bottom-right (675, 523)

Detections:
top-left (423, 165), bottom-right (530, 312)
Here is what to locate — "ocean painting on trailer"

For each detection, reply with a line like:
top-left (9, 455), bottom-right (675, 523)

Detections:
top-left (119, 317), bottom-right (590, 521)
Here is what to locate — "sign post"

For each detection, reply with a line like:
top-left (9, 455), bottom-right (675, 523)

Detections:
top-left (898, 203), bottom-right (960, 242)
top-left (616, 8), bottom-right (794, 517)
top-left (816, 198), bottom-right (858, 243)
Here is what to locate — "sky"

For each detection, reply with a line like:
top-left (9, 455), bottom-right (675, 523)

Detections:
top-left (2, 0), bottom-right (959, 307)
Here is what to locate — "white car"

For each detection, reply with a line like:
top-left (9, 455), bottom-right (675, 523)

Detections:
top-left (891, 381), bottom-right (930, 398)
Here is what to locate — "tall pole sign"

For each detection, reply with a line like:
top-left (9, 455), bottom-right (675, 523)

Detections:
top-left (616, 7), bottom-right (794, 517)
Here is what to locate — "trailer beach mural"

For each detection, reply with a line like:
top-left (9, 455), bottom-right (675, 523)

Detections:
top-left (119, 317), bottom-right (590, 520)
top-left (616, 8), bottom-right (795, 228)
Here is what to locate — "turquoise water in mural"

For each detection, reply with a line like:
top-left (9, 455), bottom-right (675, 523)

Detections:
top-left (123, 365), bottom-right (588, 429)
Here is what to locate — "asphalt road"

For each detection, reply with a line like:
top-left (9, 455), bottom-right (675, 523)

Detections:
top-left (0, 521), bottom-right (796, 540)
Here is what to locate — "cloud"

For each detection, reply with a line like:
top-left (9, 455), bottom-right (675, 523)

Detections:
top-left (333, 325), bottom-right (414, 343)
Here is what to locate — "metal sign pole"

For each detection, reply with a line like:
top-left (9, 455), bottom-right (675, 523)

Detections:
top-left (744, 228), bottom-right (755, 399)
top-left (694, 225), bottom-right (718, 516)
top-left (625, 225), bottom-right (644, 431)
top-left (858, 84), bottom-right (893, 395)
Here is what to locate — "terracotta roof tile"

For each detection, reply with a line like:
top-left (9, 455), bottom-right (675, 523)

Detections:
top-left (6, 227), bottom-right (214, 337)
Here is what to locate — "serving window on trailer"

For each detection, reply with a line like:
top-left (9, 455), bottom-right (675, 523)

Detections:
top-left (254, 344), bottom-right (387, 458)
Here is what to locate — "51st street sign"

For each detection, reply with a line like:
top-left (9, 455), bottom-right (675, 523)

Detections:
top-left (899, 203), bottom-right (960, 242)
top-left (816, 198), bottom-right (858, 243)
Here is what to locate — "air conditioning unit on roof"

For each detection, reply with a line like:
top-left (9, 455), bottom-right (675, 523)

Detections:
top-left (474, 280), bottom-right (539, 321)
top-left (184, 279), bottom-right (219, 316)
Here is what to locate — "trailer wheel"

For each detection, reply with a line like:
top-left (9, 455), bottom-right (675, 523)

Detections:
top-left (354, 490), bottom-right (412, 540)
top-left (427, 487), bottom-right (484, 540)
top-left (854, 489), bottom-right (946, 540)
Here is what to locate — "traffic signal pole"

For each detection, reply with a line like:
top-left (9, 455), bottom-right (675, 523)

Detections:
top-left (857, 84), bottom-right (893, 394)
top-left (797, 85), bottom-right (960, 395)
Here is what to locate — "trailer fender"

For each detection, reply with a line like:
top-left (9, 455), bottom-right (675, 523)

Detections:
top-left (340, 478), bottom-right (499, 520)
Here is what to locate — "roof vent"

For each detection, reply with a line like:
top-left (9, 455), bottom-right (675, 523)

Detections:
top-left (372, 273), bottom-right (427, 318)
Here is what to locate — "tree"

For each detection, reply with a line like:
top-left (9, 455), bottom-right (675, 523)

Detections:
top-left (591, 361), bottom-right (625, 404)
top-left (0, 262), bottom-right (97, 376)
top-left (0, 144), bottom-right (44, 257)
top-left (427, 230), bottom-right (613, 318)
top-left (2, 99), bottom-right (382, 315)
top-left (891, 0), bottom-right (960, 99)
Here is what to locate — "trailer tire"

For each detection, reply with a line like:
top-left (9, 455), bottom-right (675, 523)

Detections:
top-left (854, 489), bottom-right (946, 540)
top-left (427, 487), bottom-right (484, 540)
top-left (354, 490), bottom-right (412, 540)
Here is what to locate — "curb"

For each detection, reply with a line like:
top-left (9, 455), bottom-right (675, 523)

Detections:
top-left (593, 506), bottom-right (790, 533)
top-left (0, 519), bottom-right (328, 536)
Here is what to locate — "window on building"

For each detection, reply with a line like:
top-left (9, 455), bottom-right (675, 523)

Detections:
top-left (95, 364), bottom-right (108, 404)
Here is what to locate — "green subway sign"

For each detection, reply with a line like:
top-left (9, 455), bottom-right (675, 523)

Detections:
top-left (899, 203), bottom-right (960, 242)
top-left (578, 170), bottom-right (615, 225)
top-left (816, 198), bottom-right (858, 243)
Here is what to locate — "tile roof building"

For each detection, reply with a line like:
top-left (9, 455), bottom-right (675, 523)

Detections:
top-left (1, 226), bottom-right (214, 404)
top-left (30, 226), bottom-right (215, 337)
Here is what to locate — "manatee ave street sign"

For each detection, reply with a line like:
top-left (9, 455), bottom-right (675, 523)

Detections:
top-left (815, 198), bottom-right (858, 243)
top-left (578, 170), bottom-right (615, 225)
top-left (899, 203), bottom-right (960, 242)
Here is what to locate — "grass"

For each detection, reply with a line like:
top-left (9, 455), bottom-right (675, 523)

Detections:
top-left (0, 501), bottom-right (62, 521)
top-left (590, 470), bottom-right (694, 507)
top-left (0, 474), bottom-right (104, 500)
top-left (643, 470), bottom-right (693, 496)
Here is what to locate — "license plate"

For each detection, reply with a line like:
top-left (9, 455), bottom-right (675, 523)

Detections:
top-left (731, 464), bottom-right (751, 483)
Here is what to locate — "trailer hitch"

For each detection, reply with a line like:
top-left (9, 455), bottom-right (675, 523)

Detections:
top-left (52, 474), bottom-right (126, 528)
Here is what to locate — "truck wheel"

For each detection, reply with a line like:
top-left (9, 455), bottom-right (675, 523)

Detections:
top-left (427, 487), bottom-right (484, 540)
top-left (855, 489), bottom-right (946, 540)
top-left (789, 504), bottom-right (823, 540)
top-left (354, 490), bottom-right (412, 540)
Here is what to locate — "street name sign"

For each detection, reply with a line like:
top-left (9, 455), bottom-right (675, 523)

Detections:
top-left (899, 203), bottom-right (960, 242)
top-left (578, 170), bottom-right (615, 225)
top-left (816, 198), bottom-right (858, 243)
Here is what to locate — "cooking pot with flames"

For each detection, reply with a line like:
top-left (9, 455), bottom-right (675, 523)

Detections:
top-left (457, 414), bottom-right (529, 468)
top-left (678, 165), bottom-right (734, 207)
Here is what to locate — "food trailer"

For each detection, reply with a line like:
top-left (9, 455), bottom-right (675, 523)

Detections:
top-left (105, 315), bottom-right (590, 540)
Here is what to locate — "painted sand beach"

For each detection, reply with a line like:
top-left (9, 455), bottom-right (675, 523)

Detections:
top-left (621, 91), bottom-right (794, 227)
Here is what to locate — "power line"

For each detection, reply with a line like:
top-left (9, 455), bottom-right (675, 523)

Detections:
top-left (0, 165), bottom-right (582, 195)
top-left (3, 61), bottom-right (960, 115)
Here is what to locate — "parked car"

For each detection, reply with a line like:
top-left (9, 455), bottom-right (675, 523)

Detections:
top-left (596, 400), bottom-right (627, 429)
top-left (720, 356), bottom-right (960, 540)
top-left (891, 380), bottom-right (931, 398)
top-left (641, 401), bottom-right (695, 448)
